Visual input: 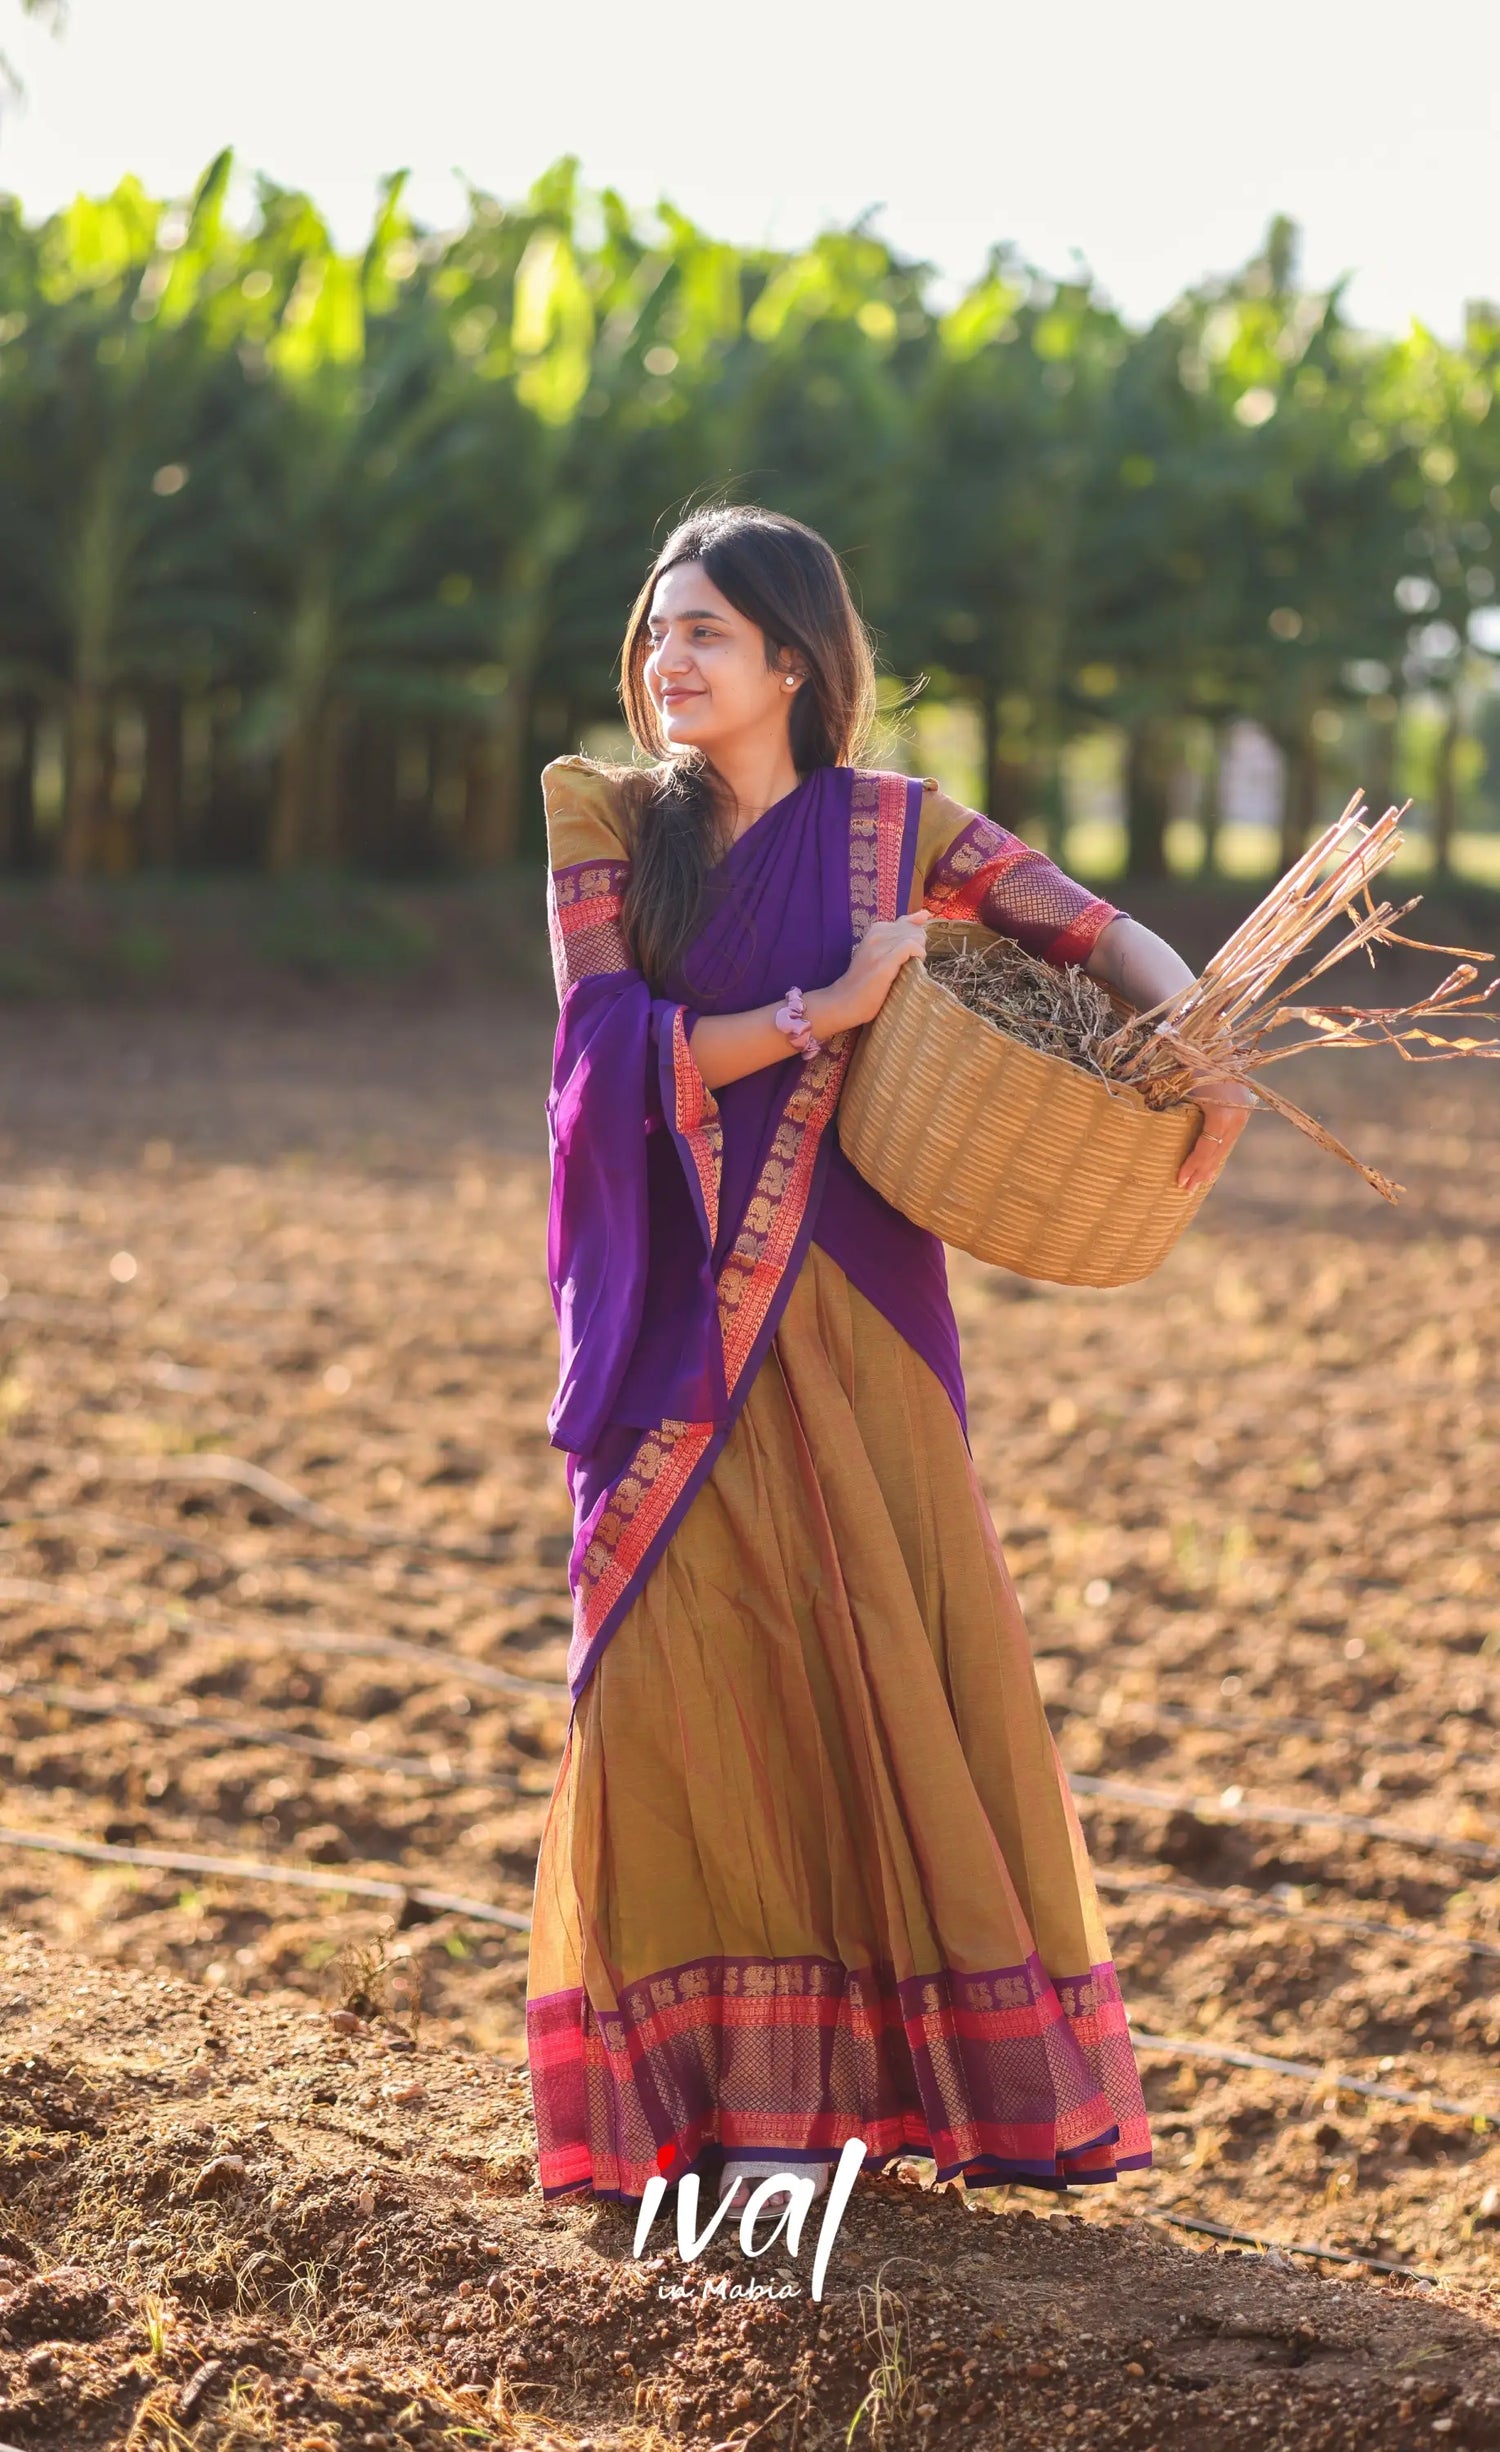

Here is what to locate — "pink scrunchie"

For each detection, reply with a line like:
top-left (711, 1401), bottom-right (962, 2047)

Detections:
top-left (772, 985), bottom-right (822, 1060)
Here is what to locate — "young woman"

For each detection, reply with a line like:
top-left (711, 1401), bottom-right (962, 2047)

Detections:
top-left (526, 505), bottom-right (1251, 2217)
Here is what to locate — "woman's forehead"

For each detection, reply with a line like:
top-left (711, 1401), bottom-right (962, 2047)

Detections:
top-left (649, 562), bottom-right (741, 623)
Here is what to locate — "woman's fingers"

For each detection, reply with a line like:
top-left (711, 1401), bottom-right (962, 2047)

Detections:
top-left (887, 915), bottom-right (932, 964)
top-left (1176, 1101), bottom-right (1252, 1192)
top-left (837, 912), bottom-right (938, 1026)
top-left (869, 914), bottom-right (930, 953)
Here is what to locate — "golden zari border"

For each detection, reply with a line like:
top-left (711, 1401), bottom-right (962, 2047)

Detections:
top-left (547, 857), bottom-right (632, 997)
top-left (569, 770), bottom-right (910, 1681)
top-left (669, 1007), bottom-right (723, 1251)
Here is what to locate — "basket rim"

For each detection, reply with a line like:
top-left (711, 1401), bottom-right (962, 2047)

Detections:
top-left (894, 950), bottom-right (1202, 1131)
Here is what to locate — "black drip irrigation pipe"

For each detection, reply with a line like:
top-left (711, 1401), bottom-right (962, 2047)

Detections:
top-left (0, 1824), bottom-right (534, 1933)
top-left (1072, 1772), bottom-right (1500, 1869)
top-left (1095, 1870), bottom-right (1500, 1962)
top-left (1145, 2207), bottom-right (1438, 2285)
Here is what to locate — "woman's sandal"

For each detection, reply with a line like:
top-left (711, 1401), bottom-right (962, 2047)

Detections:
top-left (717, 2158), bottom-right (832, 2215)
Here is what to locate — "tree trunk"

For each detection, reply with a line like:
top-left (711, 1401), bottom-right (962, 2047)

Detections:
top-left (269, 573), bottom-right (334, 874)
top-left (1278, 719), bottom-right (1320, 871)
top-left (268, 705), bottom-right (319, 875)
top-left (61, 679), bottom-right (110, 877)
top-left (178, 696), bottom-right (215, 866)
top-left (349, 712), bottom-right (400, 871)
top-left (206, 702), bottom-right (269, 870)
top-left (463, 693), bottom-right (528, 867)
top-left (977, 687), bottom-right (1029, 832)
top-left (469, 497), bottom-right (584, 866)
top-left (313, 697), bottom-right (352, 866)
top-left (1198, 722), bottom-right (1228, 878)
top-left (140, 687), bottom-right (183, 868)
top-left (979, 684), bottom-right (999, 821)
top-left (1037, 740), bottom-right (1066, 864)
top-left (1124, 717), bottom-right (1174, 882)
top-left (95, 714), bottom-right (128, 875)
top-left (429, 724), bottom-right (469, 856)
top-left (1364, 695), bottom-right (1400, 823)
top-left (390, 721), bottom-right (436, 872)
top-left (62, 479), bottom-right (122, 878)
top-left (1431, 697), bottom-right (1462, 877)
top-left (0, 700), bottom-right (39, 874)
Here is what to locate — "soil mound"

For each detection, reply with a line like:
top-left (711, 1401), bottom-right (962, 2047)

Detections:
top-left (1, 1935), bottom-right (1497, 2451)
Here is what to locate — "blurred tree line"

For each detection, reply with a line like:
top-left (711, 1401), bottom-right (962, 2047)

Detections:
top-left (0, 152), bottom-right (1497, 882)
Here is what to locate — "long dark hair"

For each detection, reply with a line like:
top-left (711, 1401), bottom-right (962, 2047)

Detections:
top-left (614, 505), bottom-right (878, 988)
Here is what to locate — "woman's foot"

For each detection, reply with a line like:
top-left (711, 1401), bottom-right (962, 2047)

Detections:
top-left (717, 2157), bottom-right (831, 2215)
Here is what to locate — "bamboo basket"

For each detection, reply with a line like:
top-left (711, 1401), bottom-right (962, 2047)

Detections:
top-left (837, 935), bottom-right (1209, 1288)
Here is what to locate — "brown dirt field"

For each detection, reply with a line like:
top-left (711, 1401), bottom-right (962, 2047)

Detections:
top-left (0, 961), bottom-right (1498, 2447)
top-left (1, 1934), bottom-right (1498, 2452)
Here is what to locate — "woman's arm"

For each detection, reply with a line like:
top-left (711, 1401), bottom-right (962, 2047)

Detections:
top-left (688, 914), bottom-right (933, 1091)
top-left (1085, 915), bottom-right (1253, 1191)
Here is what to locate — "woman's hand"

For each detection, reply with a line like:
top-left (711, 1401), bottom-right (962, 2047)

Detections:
top-left (807, 913), bottom-right (932, 1038)
top-left (689, 913), bottom-right (932, 1090)
top-left (1177, 1085), bottom-right (1254, 1193)
top-left (1086, 918), bottom-right (1253, 1194)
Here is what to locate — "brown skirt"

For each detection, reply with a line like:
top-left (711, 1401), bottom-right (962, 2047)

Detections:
top-left (525, 1243), bottom-right (1150, 2203)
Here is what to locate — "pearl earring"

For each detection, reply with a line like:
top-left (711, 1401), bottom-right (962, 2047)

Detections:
top-left (784, 675), bottom-right (797, 689)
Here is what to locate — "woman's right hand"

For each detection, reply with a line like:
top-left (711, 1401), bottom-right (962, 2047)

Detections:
top-left (808, 914), bottom-right (933, 1038)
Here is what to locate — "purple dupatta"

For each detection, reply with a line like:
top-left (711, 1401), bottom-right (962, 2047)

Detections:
top-left (546, 765), bottom-right (963, 1706)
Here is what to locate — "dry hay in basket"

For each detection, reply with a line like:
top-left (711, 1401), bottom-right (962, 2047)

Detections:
top-left (928, 792), bottom-right (1500, 1205)
top-left (926, 935), bottom-right (1125, 1082)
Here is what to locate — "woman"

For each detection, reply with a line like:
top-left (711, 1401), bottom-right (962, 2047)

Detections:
top-left (526, 505), bottom-right (1250, 2216)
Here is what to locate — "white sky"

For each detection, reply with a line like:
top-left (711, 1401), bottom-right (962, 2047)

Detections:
top-left (1, 0), bottom-right (1496, 337)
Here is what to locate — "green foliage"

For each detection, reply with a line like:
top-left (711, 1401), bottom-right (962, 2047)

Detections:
top-left (0, 159), bottom-right (1496, 881)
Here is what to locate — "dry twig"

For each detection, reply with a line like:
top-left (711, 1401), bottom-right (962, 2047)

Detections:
top-left (931, 792), bottom-right (1500, 1201)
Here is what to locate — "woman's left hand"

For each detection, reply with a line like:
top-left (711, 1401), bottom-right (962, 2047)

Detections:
top-left (1178, 1089), bottom-right (1254, 1193)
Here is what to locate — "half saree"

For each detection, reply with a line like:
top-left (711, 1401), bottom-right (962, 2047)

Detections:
top-left (526, 757), bottom-right (1153, 2205)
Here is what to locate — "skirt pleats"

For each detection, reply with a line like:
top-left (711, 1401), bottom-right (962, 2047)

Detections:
top-left (526, 1245), bottom-right (1151, 2203)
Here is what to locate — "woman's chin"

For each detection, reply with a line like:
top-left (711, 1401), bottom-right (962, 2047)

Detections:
top-left (659, 712), bottom-right (715, 754)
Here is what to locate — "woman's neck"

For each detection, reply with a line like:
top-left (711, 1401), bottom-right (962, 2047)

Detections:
top-left (707, 738), bottom-right (803, 842)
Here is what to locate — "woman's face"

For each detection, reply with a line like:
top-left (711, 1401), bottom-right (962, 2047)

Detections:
top-left (643, 561), bottom-right (799, 759)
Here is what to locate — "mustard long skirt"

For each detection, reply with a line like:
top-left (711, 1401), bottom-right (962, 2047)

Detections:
top-left (525, 1243), bottom-right (1150, 2203)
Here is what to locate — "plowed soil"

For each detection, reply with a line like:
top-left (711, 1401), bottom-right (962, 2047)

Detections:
top-left (0, 935), bottom-right (1498, 2448)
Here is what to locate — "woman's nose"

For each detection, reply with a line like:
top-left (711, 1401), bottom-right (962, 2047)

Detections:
top-left (654, 632), bottom-right (693, 676)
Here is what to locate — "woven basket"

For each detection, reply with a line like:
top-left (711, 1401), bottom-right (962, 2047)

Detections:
top-left (837, 938), bottom-right (1211, 1288)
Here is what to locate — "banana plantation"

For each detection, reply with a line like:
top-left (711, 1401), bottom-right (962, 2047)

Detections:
top-left (0, 152), bottom-right (1497, 879)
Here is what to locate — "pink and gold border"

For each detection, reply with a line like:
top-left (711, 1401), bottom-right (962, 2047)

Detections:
top-left (547, 857), bottom-right (632, 998)
top-left (924, 814), bottom-right (1122, 968)
top-left (566, 1416), bottom-right (714, 1696)
top-left (528, 1945), bottom-right (1151, 2205)
top-left (566, 769), bottom-right (911, 1689)
top-left (668, 1008), bottom-right (722, 1251)
top-left (1045, 902), bottom-right (1123, 966)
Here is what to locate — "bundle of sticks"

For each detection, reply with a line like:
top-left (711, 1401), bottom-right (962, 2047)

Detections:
top-left (929, 794), bottom-right (1500, 1203)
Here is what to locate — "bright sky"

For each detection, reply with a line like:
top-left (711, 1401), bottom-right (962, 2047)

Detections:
top-left (1, 0), bottom-right (1496, 337)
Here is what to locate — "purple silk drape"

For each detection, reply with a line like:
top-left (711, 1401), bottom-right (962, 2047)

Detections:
top-left (545, 765), bottom-right (965, 1698)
